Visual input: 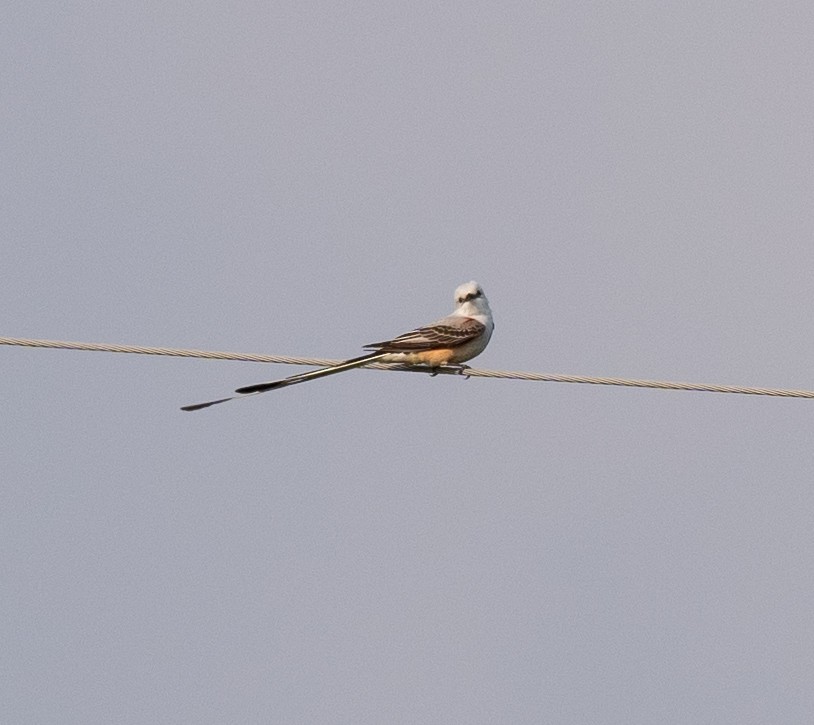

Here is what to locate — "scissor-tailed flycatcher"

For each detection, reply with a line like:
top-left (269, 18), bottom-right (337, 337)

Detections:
top-left (181, 280), bottom-right (494, 411)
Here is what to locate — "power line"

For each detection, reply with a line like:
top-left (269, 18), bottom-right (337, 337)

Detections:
top-left (2, 335), bottom-right (813, 399)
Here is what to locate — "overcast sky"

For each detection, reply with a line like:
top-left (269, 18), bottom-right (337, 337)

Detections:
top-left (4, 3), bottom-right (814, 723)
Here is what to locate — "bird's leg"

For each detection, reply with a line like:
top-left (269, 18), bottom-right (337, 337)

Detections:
top-left (454, 364), bottom-right (471, 379)
top-left (395, 363), bottom-right (471, 378)
top-left (427, 364), bottom-right (471, 378)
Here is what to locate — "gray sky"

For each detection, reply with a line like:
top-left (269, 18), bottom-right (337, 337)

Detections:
top-left (3, 3), bottom-right (814, 723)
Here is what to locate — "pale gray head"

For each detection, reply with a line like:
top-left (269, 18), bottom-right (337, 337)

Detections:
top-left (453, 281), bottom-right (492, 322)
top-left (455, 280), bottom-right (485, 305)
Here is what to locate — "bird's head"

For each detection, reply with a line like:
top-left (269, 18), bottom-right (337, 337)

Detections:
top-left (454, 281), bottom-right (491, 317)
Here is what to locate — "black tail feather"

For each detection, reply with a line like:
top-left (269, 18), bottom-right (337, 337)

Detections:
top-left (181, 352), bottom-right (386, 411)
top-left (234, 352), bottom-right (384, 395)
top-left (181, 397), bottom-right (236, 412)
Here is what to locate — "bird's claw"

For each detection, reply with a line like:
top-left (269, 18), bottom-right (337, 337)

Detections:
top-left (428, 364), bottom-right (470, 378)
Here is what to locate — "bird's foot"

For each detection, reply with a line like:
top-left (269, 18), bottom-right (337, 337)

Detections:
top-left (427, 364), bottom-right (470, 378)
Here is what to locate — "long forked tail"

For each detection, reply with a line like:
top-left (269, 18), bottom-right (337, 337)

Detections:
top-left (180, 352), bottom-right (386, 411)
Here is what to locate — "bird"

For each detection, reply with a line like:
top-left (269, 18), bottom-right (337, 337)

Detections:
top-left (181, 280), bottom-right (494, 411)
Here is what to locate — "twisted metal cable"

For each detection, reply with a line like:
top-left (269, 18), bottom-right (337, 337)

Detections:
top-left (2, 335), bottom-right (813, 399)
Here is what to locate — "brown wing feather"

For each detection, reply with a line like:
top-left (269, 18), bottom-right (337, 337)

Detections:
top-left (364, 317), bottom-right (485, 352)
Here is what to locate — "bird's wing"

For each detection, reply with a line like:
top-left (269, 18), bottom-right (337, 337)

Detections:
top-left (364, 316), bottom-right (485, 352)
